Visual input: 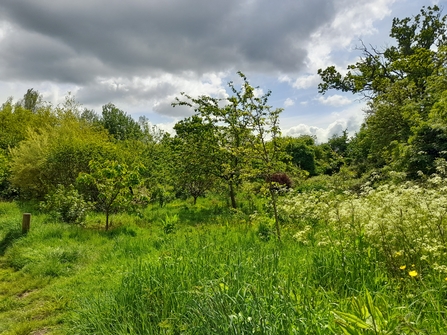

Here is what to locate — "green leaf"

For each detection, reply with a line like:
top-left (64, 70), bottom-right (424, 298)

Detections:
top-left (334, 311), bottom-right (371, 329)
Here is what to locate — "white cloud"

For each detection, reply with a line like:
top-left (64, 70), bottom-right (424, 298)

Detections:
top-left (317, 94), bottom-right (352, 107)
top-left (253, 87), bottom-right (264, 98)
top-left (283, 0), bottom-right (396, 91)
top-left (282, 101), bottom-right (365, 142)
top-left (284, 120), bottom-right (350, 142)
top-left (278, 74), bottom-right (292, 84)
top-left (76, 71), bottom-right (230, 118)
top-left (0, 21), bottom-right (13, 42)
top-left (292, 74), bottom-right (320, 89)
top-left (284, 98), bottom-right (295, 108)
top-left (308, 0), bottom-right (395, 64)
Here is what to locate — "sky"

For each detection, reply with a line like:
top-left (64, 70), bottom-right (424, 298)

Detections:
top-left (0, 0), bottom-right (441, 142)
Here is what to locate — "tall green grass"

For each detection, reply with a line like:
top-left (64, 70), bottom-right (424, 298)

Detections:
top-left (72, 227), bottom-right (329, 334)
top-left (1, 188), bottom-right (447, 334)
top-left (71, 223), bottom-right (429, 335)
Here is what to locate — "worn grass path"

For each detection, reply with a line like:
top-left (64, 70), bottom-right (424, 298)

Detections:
top-left (0, 258), bottom-right (64, 335)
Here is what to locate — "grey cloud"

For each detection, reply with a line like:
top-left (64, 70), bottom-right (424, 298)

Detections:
top-left (154, 102), bottom-right (193, 118)
top-left (76, 78), bottom-right (177, 106)
top-left (0, 27), bottom-right (107, 84)
top-left (0, 0), bottom-right (336, 84)
top-left (326, 122), bottom-right (347, 139)
top-left (76, 83), bottom-right (134, 107)
top-left (346, 115), bottom-right (363, 133)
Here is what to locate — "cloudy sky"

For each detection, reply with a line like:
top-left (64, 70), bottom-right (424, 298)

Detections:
top-left (0, 0), bottom-right (440, 141)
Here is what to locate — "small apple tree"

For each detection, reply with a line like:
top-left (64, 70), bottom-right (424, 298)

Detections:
top-left (77, 160), bottom-right (142, 230)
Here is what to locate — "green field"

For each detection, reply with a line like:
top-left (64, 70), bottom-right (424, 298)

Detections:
top-left (1, 183), bottom-right (446, 335)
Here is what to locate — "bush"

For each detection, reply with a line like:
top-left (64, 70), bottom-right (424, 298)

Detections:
top-left (41, 185), bottom-right (90, 224)
top-left (9, 119), bottom-right (113, 199)
top-left (266, 172), bottom-right (293, 191)
top-left (280, 173), bottom-right (447, 277)
top-left (161, 214), bottom-right (178, 234)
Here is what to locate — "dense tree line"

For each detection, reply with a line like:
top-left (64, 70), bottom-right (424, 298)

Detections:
top-left (0, 6), bottom-right (446, 232)
top-left (319, 5), bottom-right (447, 177)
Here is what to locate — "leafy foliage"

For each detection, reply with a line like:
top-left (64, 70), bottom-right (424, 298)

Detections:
top-left (174, 72), bottom-right (284, 237)
top-left (77, 160), bottom-right (143, 230)
top-left (41, 185), bottom-right (90, 224)
top-left (0, 149), bottom-right (14, 199)
top-left (332, 290), bottom-right (412, 334)
top-left (319, 5), bottom-right (447, 176)
top-left (161, 213), bottom-right (179, 234)
top-left (101, 103), bottom-right (143, 141)
top-left (172, 115), bottom-right (218, 204)
top-left (0, 96), bottom-right (56, 151)
top-left (280, 167), bottom-right (447, 276)
top-left (9, 118), bottom-right (113, 199)
top-left (21, 88), bottom-right (42, 113)
top-left (283, 135), bottom-right (318, 175)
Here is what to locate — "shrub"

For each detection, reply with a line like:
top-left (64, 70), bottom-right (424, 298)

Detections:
top-left (41, 185), bottom-right (90, 224)
top-left (9, 119), bottom-right (113, 199)
top-left (266, 172), bottom-right (293, 192)
top-left (161, 214), bottom-right (178, 234)
top-left (280, 173), bottom-right (447, 277)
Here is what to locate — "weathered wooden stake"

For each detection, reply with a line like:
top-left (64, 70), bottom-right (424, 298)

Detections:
top-left (22, 213), bottom-right (31, 234)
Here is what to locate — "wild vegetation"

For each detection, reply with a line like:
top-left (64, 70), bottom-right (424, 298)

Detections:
top-left (1, 5), bottom-right (447, 334)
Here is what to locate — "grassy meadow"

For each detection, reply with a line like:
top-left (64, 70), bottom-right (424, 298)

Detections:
top-left (1, 177), bottom-right (447, 335)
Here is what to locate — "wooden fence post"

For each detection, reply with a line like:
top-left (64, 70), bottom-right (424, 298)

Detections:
top-left (22, 213), bottom-right (31, 234)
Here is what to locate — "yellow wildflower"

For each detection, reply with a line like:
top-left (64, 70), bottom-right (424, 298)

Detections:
top-left (409, 270), bottom-right (418, 277)
top-left (400, 265), bottom-right (406, 270)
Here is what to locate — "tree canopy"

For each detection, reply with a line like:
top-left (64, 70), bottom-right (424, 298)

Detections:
top-left (318, 5), bottom-right (447, 176)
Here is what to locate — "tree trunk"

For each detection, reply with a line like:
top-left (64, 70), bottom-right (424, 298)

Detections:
top-left (105, 211), bottom-right (109, 231)
top-left (229, 182), bottom-right (237, 209)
